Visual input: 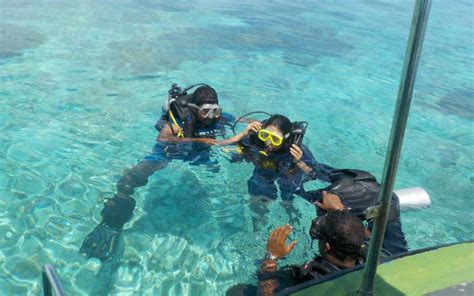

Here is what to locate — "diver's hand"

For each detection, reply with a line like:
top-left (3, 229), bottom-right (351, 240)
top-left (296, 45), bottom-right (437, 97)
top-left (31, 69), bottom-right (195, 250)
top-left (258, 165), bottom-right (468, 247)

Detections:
top-left (314, 191), bottom-right (345, 212)
top-left (244, 121), bottom-right (262, 136)
top-left (290, 144), bottom-right (303, 163)
top-left (217, 121), bottom-right (262, 146)
top-left (266, 224), bottom-right (297, 259)
top-left (80, 223), bottom-right (121, 262)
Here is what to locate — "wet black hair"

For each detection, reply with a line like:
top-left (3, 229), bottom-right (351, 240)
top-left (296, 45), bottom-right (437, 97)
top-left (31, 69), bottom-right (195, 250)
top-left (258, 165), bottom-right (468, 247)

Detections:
top-left (193, 85), bottom-right (218, 106)
top-left (263, 114), bottom-right (292, 135)
top-left (319, 211), bottom-right (365, 261)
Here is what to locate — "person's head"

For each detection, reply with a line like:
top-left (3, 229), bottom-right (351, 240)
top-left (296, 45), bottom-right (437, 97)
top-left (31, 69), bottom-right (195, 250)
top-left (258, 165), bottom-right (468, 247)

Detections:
top-left (310, 211), bottom-right (365, 264)
top-left (189, 85), bottom-right (221, 126)
top-left (259, 114), bottom-right (293, 151)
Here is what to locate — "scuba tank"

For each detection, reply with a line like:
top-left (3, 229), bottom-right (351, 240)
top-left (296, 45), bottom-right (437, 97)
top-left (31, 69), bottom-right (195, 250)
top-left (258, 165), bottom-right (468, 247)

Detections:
top-left (157, 83), bottom-right (210, 137)
top-left (162, 83), bottom-right (208, 120)
top-left (302, 169), bottom-right (398, 221)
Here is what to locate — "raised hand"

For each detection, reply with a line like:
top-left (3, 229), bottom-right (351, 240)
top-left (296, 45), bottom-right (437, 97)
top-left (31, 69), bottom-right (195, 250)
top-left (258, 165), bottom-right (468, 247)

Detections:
top-left (266, 224), bottom-right (297, 259)
top-left (244, 121), bottom-right (262, 136)
top-left (290, 144), bottom-right (303, 163)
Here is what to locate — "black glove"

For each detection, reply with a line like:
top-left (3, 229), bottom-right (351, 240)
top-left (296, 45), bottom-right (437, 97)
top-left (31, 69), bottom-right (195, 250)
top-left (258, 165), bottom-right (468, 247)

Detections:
top-left (80, 223), bottom-right (121, 262)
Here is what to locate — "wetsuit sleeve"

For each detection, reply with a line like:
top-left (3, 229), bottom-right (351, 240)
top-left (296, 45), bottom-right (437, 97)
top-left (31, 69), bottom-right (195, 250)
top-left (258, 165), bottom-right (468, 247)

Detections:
top-left (300, 145), bottom-right (336, 183)
top-left (258, 259), bottom-right (279, 296)
top-left (257, 260), bottom-right (298, 295)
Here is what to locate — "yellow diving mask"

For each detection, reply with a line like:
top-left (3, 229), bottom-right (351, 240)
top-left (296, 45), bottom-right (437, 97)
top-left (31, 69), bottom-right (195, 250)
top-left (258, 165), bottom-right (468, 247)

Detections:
top-left (258, 129), bottom-right (284, 146)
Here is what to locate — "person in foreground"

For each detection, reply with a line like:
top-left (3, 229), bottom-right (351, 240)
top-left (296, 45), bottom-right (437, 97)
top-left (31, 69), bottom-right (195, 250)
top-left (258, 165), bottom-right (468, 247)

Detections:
top-left (258, 191), bottom-right (366, 295)
top-left (80, 83), bottom-right (235, 261)
top-left (301, 168), bottom-right (409, 256)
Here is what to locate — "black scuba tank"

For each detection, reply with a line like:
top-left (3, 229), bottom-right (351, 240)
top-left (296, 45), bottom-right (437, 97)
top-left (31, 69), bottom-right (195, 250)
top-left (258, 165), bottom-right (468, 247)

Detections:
top-left (158, 83), bottom-right (210, 136)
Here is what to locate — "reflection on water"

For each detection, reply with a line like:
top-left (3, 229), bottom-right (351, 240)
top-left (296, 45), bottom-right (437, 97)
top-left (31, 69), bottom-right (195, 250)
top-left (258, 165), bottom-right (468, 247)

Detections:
top-left (0, 0), bottom-right (472, 294)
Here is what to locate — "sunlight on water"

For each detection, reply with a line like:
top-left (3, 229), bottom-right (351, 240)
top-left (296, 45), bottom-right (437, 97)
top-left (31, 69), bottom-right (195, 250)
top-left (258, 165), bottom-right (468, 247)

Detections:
top-left (0, 0), bottom-right (472, 294)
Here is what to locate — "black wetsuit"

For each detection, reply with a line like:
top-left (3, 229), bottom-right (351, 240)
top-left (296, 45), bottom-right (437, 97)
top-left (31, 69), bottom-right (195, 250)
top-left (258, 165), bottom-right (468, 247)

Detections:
top-left (301, 169), bottom-right (409, 256)
top-left (272, 256), bottom-right (347, 289)
top-left (227, 257), bottom-right (349, 296)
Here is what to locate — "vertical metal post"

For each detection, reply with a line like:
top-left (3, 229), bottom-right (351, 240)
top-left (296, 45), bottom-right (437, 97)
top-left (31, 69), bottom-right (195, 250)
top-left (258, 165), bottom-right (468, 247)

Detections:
top-left (42, 269), bottom-right (52, 296)
top-left (42, 265), bottom-right (66, 296)
top-left (359, 0), bottom-right (432, 295)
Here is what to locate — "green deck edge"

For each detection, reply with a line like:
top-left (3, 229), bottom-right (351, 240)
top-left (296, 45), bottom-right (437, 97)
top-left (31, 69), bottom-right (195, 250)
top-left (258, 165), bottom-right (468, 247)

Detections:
top-left (291, 242), bottom-right (474, 296)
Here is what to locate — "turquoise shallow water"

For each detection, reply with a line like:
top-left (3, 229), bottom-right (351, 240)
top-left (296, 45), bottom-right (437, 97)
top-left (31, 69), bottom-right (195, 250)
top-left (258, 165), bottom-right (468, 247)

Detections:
top-left (0, 0), bottom-right (473, 294)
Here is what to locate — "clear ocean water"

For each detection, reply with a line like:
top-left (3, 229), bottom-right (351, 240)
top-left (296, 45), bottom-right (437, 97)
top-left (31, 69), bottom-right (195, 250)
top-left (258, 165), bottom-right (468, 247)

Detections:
top-left (0, 0), bottom-right (473, 295)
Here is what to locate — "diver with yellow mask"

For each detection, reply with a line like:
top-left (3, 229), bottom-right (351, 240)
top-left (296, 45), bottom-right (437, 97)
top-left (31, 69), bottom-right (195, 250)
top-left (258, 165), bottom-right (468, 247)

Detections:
top-left (219, 114), bottom-right (335, 230)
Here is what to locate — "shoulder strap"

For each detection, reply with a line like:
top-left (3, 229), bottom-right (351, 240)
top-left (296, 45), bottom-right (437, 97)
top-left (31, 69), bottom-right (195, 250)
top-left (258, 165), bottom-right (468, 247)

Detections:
top-left (168, 110), bottom-right (185, 138)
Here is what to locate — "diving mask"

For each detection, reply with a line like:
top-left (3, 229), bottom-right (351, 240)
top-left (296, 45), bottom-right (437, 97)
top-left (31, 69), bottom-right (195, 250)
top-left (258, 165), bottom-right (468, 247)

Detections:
top-left (188, 103), bottom-right (222, 119)
top-left (258, 129), bottom-right (286, 146)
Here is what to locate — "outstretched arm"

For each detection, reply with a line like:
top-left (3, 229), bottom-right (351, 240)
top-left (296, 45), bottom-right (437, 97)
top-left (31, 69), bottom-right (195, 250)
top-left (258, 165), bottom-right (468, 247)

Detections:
top-left (158, 123), bottom-right (217, 145)
top-left (217, 121), bottom-right (262, 146)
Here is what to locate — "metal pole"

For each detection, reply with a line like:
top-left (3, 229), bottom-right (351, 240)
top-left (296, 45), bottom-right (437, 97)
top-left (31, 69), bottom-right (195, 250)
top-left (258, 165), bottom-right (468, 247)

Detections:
top-left (42, 264), bottom-right (66, 296)
top-left (359, 0), bottom-right (432, 295)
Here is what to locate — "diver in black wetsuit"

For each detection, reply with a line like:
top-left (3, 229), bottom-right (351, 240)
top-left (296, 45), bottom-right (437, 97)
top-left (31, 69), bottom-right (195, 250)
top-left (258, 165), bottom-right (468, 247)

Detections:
top-left (301, 168), bottom-right (409, 256)
top-left (80, 83), bottom-right (236, 261)
top-left (219, 114), bottom-right (335, 229)
top-left (227, 186), bottom-right (408, 296)
top-left (226, 192), bottom-right (366, 296)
